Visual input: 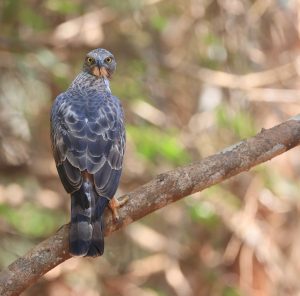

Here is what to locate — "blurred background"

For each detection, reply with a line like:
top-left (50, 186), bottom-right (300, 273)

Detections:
top-left (1, 0), bottom-right (300, 295)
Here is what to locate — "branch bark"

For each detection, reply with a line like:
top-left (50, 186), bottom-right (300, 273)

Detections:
top-left (1, 116), bottom-right (300, 296)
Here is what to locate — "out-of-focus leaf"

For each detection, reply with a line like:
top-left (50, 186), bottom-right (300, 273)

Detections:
top-left (150, 15), bottom-right (167, 31)
top-left (0, 203), bottom-right (66, 237)
top-left (127, 125), bottom-right (189, 165)
top-left (112, 59), bottom-right (147, 101)
top-left (258, 166), bottom-right (300, 200)
top-left (20, 8), bottom-right (47, 30)
top-left (2, 0), bottom-right (21, 23)
top-left (189, 201), bottom-right (219, 227)
top-left (223, 286), bottom-right (241, 296)
top-left (102, 0), bottom-right (142, 11)
top-left (45, 0), bottom-right (82, 14)
top-left (203, 33), bottom-right (222, 46)
top-left (216, 104), bottom-right (255, 139)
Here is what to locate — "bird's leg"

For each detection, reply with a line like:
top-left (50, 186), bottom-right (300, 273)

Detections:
top-left (109, 195), bottom-right (129, 221)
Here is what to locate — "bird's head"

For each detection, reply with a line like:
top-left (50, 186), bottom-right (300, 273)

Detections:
top-left (83, 48), bottom-right (116, 79)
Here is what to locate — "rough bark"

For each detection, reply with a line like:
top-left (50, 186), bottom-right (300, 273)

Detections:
top-left (1, 116), bottom-right (300, 296)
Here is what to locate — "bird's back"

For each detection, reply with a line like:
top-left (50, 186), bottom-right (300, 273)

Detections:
top-left (51, 65), bottom-right (125, 256)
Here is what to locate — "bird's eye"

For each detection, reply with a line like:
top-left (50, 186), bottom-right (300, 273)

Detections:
top-left (104, 57), bottom-right (113, 64)
top-left (86, 57), bottom-right (95, 65)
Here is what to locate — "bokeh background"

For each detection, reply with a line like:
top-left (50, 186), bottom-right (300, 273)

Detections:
top-left (1, 0), bottom-right (300, 295)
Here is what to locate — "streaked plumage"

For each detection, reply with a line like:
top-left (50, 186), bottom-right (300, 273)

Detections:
top-left (50, 48), bottom-right (125, 257)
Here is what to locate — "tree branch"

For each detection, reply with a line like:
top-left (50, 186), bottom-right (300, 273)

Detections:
top-left (1, 116), bottom-right (300, 296)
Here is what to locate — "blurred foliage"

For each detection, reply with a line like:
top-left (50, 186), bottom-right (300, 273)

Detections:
top-left (0, 202), bottom-right (65, 237)
top-left (1, 0), bottom-right (300, 295)
top-left (188, 201), bottom-right (219, 227)
top-left (215, 104), bottom-right (256, 139)
top-left (127, 125), bottom-right (189, 165)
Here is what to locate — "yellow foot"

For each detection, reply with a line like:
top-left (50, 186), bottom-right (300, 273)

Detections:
top-left (109, 195), bottom-right (129, 221)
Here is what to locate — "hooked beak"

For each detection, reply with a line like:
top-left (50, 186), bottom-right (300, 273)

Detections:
top-left (91, 62), bottom-right (110, 79)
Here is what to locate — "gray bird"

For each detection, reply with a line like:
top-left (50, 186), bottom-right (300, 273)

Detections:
top-left (50, 48), bottom-right (126, 257)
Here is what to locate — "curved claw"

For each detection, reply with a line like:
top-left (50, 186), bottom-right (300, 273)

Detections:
top-left (109, 195), bottom-right (129, 222)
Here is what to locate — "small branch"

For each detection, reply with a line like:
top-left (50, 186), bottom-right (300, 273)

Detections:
top-left (1, 116), bottom-right (300, 295)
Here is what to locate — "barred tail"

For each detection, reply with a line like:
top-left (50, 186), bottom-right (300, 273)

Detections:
top-left (70, 181), bottom-right (109, 257)
top-left (86, 196), bottom-right (109, 257)
top-left (70, 181), bottom-right (93, 256)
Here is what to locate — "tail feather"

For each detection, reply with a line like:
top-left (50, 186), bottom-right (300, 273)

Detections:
top-left (86, 196), bottom-right (109, 257)
top-left (70, 182), bottom-right (93, 256)
top-left (69, 180), bottom-right (109, 257)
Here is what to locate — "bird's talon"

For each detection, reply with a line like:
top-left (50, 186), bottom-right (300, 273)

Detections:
top-left (109, 195), bottom-right (129, 221)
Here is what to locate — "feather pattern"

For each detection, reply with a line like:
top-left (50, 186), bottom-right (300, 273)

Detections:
top-left (50, 51), bottom-right (125, 257)
top-left (50, 73), bottom-right (125, 197)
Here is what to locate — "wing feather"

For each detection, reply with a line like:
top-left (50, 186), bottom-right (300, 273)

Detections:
top-left (50, 92), bottom-right (125, 198)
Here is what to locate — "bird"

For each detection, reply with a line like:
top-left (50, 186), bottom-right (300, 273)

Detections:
top-left (50, 48), bottom-right (127, 257)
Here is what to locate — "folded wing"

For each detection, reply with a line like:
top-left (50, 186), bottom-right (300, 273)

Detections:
top-left (50, 92), bottom-right (125, 199)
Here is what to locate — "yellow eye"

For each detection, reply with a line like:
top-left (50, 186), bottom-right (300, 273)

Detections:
top-left (86, 57), bottom-right (95, 65)
top-left (105, 57), bottom-right (113, 64)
